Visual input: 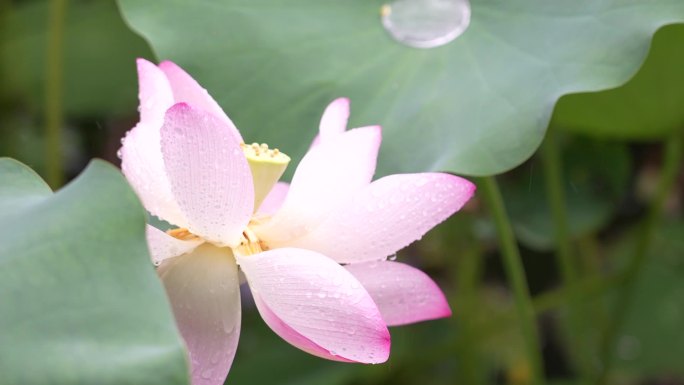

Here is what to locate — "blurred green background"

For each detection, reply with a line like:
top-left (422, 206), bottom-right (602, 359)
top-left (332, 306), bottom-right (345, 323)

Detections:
top-left (1, 1), bottom-right (683, 385)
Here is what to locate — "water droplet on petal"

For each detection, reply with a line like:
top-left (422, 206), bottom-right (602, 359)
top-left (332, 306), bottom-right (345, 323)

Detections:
top-left (388, 0), bottom-right (478, 47)
top-left (201, 368), bottom-right (213, 380)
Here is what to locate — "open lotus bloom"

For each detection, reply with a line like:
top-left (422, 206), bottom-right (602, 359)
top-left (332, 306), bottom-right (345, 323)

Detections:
top-left (119, 58), bottom-right (475, 385)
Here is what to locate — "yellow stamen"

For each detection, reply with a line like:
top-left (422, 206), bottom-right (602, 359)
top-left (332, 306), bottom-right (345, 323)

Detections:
top-left (167, 228), bottom-right (200, 241)
top-left (241, 142), bottom-right (290, 212)
top-left (234, 227), bottom-right (268, 257)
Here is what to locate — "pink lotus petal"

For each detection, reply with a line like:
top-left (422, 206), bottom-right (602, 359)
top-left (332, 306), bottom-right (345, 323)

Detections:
top-left (159, 61), bottom-right (242, 143)
top-left (310, 98), bottom-right (350, 149)
top-left (160, 103), bottom-right (254, 247)
top-left (255, 182), bottom-right (289, 217)
top-left (120, 60), bottom-right (187, 227)
top-left (136, 58), bottom-right (174, 128)
top-left (282, 173), bottom-right (475, 263)
top-left (252, 293), bottom-right (353, 363)
top-left (121, 123), bottom-right (188, 227)
top-left (237, 248), bottom-right (390, 364)
top-left (146, 225), bottom-right (203, 266)
top-left (346, 261), bottom-right (452, 326)
top-left (318, 97), bottom-right (350, 141)
top-left (158, 245), bottom-right (241, 385)
top-left (255, 126), bottom-right (381, 243)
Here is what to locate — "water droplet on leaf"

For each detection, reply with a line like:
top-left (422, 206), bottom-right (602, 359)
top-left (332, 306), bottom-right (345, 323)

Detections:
top-left (381, 0), bottom-right (470, 48)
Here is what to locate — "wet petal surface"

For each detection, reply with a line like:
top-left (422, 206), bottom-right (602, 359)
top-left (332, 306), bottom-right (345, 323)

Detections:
top-left (158, 245), bottom-right (241, 385)
top-left (238, 248), bottom-right (390, 363)
top-left (160, 103), bottom-right (254, 246)
top-left (346, 261), bottom-right (451, 326)
top-left (281, 173), bottom-right (475, 263)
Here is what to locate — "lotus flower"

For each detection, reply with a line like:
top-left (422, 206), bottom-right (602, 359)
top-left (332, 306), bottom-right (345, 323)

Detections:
top-left (119, 58), bottom-right (475, 385)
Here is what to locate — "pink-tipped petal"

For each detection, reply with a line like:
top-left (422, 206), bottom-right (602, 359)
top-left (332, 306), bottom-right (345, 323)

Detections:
top-left (160, 103), bottom-right (254, 247)
top-left (252, 293), bottom-right (353, 363)
top-left (120, 60), bottom-right (188, 227)
top-left (159, 61), bottom-right (242, 143)
top-left (282, 173), bottom-right (475, 263)
top-left (158, 245), bottom-right (241, 385)
top-left (319, 98), bottom-right (350, 141)
top-left (146, 225), bottom-right (203, 266)
top-left (255, 182), bottom-right (289, 217)
top-left (237, 248), bottom-right (390, 364)
top-left (346, 261), bottom-right (452, 326)
top-left (136, 58), bottom-right (174, 127)
top-left (255, 126), bottom-right (381, 243)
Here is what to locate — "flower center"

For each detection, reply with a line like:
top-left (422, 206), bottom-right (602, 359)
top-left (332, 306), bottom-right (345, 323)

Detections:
top-left (167, 226), bottom-right (267, 258)
top-left (167, 228), bottom-right (201, 241)
top-left (234, 227), bottom-right (268, 257)
top-left (241, 142), bottom-right (290, 213)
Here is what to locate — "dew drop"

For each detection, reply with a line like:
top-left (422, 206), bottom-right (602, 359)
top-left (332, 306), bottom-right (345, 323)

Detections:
top-left (381, 0), bottom-right (471, 49)
top-left (201, 368), bottom-right (213, 380)
top-left (223, 323), bottom-right (236, 334)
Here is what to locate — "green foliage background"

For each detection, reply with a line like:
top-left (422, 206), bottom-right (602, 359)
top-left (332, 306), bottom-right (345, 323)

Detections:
top-left (1, 1), bottom-right (682, 384)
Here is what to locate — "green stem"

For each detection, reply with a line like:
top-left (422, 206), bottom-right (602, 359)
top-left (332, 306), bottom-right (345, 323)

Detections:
top-left (539, 132), bottom-right (592, 380)
top-left (539, 131), bottom-right (578, 288)
top-left (578, 235), bottom-right (610, 327)
top-left (453, 245), bottom-right (485, 385)
top-left (387, 272), bottom-right (627, 380)
top-left (598, 134), bottom-right (683, 384)
top-left (45, 0), bottom-right (67, 188)
top-left (479, 176), bottom-right (545, 385)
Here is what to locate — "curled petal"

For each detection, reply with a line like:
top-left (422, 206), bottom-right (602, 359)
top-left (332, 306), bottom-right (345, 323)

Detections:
top-left (160, 103), bottom-right (254, 247)
top-left (255, 182), bottom-right (289, 217)
top-left (255, 126), bottom-right (381, 243)
top-left (158, 245), bottom-right (241, 385)
top-left (281, 173), bottom-right (475, 263)
top-left (346, 261), bottom-right (451, 326)
top-left (158, 61), bottom-right (242, 143)
top-left (237, 248), bottom-right (390, 364)
top-left (146, 225), bottom-right (203, 266)
top-left (252, 293), bottom-right (352, 363)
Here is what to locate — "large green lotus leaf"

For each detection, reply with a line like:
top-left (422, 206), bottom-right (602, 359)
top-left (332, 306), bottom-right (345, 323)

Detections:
top-left (501, 138), bottom-right (631, 251)
top-left (0, 158), bottom-right (52, 218)
top-left (553, 24), bottom-right (684, 140)
top-left (0, 159), bottom-right (189, 385)
top-left (118, 0), bottom-right (684, 176)
top-left (0, 1), bottom-right (153, 116)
